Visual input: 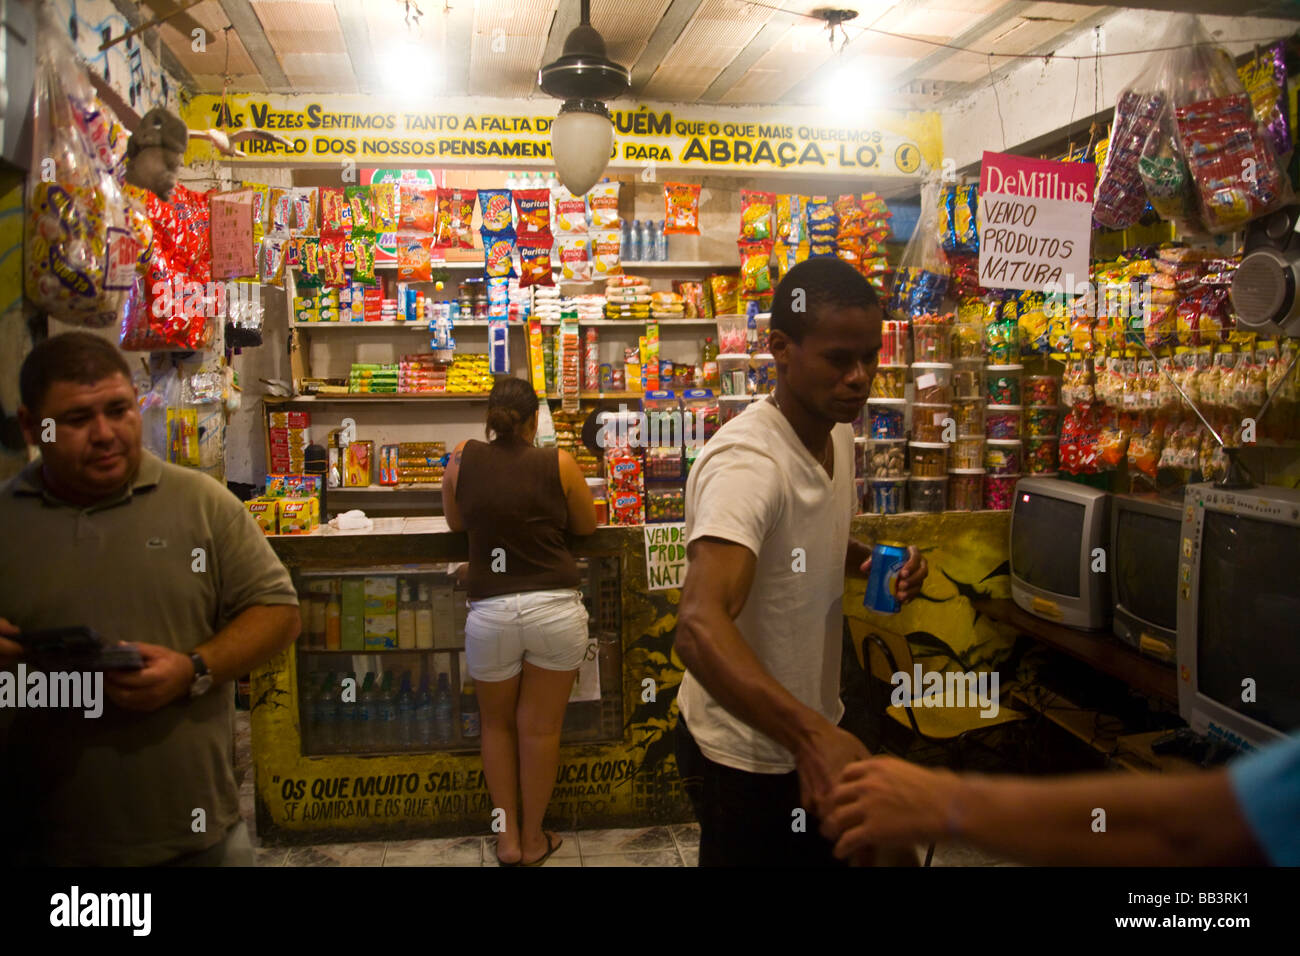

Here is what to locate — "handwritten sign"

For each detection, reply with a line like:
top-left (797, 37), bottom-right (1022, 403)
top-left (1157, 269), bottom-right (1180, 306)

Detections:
top-left (978, 151), bottom-right (1095, 292)
top-left (644, 523), bottom-right (687, 591)
top-left (209, 189), bottom-right (256, 278)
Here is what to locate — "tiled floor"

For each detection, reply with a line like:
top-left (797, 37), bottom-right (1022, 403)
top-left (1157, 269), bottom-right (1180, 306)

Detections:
top-left (234, 711), bottom-right (1011, 867)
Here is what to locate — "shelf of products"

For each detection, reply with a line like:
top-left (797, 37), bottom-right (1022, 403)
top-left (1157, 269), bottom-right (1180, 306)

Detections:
top-left (266, 393), bottom-right (492, 403)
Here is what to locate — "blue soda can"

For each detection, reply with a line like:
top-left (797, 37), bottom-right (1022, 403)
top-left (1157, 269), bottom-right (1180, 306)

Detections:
top-left (864, 542), bottom-right (908, 614)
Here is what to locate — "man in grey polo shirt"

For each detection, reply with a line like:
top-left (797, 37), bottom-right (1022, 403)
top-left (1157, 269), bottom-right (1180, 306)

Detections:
top-left (0, 332), bottom-right (301, 865)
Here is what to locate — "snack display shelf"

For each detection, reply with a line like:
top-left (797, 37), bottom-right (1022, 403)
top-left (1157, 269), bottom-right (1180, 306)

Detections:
top-left (536, 318), bottom-right (715, 326)
top-left (374, 260), bottom-right (484, 271)
top-left (265, 393), bottom-right (492, 403)
top-left (289, 319), bottom-right (513, 328)
top-left (544, 391), bottom-right (643, 400)
top-left (618, 261), bottom-right (738, 269)
top-left (332, 484), bottom-right (443, 492)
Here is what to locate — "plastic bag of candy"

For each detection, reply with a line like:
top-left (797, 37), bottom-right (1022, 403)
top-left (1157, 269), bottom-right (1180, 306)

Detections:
top-left (888, 178), bottom-right (949, 317)
top-left (1138, 97), bottom-right (1202, 232)
top-left (664, 182), bottom-right (701, 234)
top-left (25, 13), bottom-right (137, 329)
top-left (1093, 34), bottom-right (1169, 229)
top-left (1237, 41), bottom-right (1291, 163)
top-left (1171, 18), bottom-right (1293, 231)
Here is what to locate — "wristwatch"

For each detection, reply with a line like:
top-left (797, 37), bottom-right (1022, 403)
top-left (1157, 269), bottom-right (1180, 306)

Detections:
top-left (189, 652), bottom-right (213, 697)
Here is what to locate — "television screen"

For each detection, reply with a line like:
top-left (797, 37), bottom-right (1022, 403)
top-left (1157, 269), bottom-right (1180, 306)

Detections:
top-left (1012, 490), bottom-right (1085, 597)
top-left (1197, 510), bottom-right (1300, 734)
top-left (1115, 509), bottom-right (1179, 630)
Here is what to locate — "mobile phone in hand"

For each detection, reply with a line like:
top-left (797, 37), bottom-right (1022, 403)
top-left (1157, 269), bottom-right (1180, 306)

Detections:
top-left (12, 626), bottom-right (144, 671)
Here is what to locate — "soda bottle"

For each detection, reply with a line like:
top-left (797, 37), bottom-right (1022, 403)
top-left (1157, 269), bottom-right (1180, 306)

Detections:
top-left (415, 674), bottom-right (434, 748)
top-left (434, 673), bottom-right (454, 743)
top-left (460, 680), bottom-right (481, 740)
top-left (396, 672), bottom-right (415, 749)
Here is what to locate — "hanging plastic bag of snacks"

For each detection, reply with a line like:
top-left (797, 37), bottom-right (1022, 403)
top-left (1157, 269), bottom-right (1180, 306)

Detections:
top-left (887, 177), bottom-right (949, 317)
top-left (664, 182), bottom-right (701, 235)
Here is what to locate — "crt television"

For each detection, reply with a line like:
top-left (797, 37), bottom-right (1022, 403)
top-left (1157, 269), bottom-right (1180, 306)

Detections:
top-left (1110, 493), bottom-right (1182, 664)
top-left (1009, 477), bottom-right (1111, 630)
top-left (1178, 482), bottom-right (1300, 753)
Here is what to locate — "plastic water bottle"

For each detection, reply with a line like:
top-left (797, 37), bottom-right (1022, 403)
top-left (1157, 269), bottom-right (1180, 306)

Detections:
top-left (639, 221), bottom-right (653, 263)
top-left (505, 171), bottom-right (516, 190)
top-left (377, 672), bottom-right (397, 749)
top-left (628, 220), bottom-right (642, 262)
top-left (434, 673), bottom-right (454, 743)
top-left (656, 220), bottom-right (668, 261)
top-left (396, 672), bottom-right (415, 749)
top-left (415, 675), bottom-right (434, 748)
top-left (314, 672), bottom-right (336, 751)
top-left (359, 672), bottom-right (378, 749)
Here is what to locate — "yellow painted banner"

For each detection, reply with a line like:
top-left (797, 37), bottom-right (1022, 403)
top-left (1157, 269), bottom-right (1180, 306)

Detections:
top-left (183, 95), bottom-right (941, 178)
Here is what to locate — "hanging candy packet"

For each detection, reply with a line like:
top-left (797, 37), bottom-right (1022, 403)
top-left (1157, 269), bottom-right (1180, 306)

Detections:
top-left (479, 188), bottom-right (514, 232)
top-left (481, 228), bottom-right (517, 278)
top-left (436, 188), bottom-right (476, 248)
top-left (558, 234), bottom-right (591, 281)
top-left (297, 238), bottom-right (321, 286)
top-left (514, 189), bottom-right (552, 238)
top-left (553, 184), bottom-right (588, 234)
top-left (269, 187), bottom-right (292, 234)
top-left (345, 185), bottom-right (373, 235)
top-left (397, 234), bottom-right (433, 282)
top-left (954, 185), bottom-right (978, 253)
top-left (260, 236), bottom-right (286, 287)
top-left (587, 182), bottom-right (620, 230)
top-left (1238, 42), bottom-right (1291, 160)
top-left (248, 184), bottom-right (271, 241)
top-left (352, 240), bottom-right (376, 284)
top-left (319, 187), bottom-right (347, 234)
top-left (664, 182), bottom-right (701, 234)
top-left (519, 236), bottom-right (555, 287)
top-left (738, 241), bottom-right (773, 295)
top-left (370, 184), bottom-right (398, 231)
top-left (740, 190), bottom-right (775, 241)
top-left (320, 235), bottom-right (347, 288)
top-left (400, 186), bottom-right (437, 232)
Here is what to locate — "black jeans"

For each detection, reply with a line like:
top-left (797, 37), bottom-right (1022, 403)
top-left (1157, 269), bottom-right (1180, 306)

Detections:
top-left (675, 717), bottom-right (848, 867)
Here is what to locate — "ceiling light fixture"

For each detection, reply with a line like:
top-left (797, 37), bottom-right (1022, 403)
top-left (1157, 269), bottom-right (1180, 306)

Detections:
top-left (538, 0), bottom-right (630, 196)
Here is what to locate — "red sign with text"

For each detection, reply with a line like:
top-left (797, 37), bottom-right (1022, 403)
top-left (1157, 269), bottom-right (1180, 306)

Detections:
top-left (981, 151), bottom-right (1095, 205)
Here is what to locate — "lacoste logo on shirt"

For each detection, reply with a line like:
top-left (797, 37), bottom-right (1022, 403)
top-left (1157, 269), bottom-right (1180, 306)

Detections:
top-left (145, 537), bottom-right (167, 549)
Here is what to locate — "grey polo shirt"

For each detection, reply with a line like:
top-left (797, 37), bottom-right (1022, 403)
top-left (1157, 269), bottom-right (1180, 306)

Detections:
top-left (0, 450), bottom-right (298, 865)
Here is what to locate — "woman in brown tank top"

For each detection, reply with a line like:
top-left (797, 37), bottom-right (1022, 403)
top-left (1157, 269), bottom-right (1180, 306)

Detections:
top-left (442, 377), bottom-right (597, 866)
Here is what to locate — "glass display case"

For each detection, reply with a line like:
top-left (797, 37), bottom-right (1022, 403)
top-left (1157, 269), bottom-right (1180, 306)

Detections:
top-left (293, 556), bottom-right (624, 757)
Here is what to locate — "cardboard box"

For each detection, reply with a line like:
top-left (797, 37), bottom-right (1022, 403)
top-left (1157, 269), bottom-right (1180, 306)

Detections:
top-left (344, 441), bottom-right (373, 486)
top-left (276, 497), bottom-right (317, 534)
top-left (432, 584), bottom-right (458, 649)
top-left (268, 411), bottom-right (310, 428)
top-left (340, 579), bottom-right (366, 651)
top-left (245, 498), bottom-right (278, 535)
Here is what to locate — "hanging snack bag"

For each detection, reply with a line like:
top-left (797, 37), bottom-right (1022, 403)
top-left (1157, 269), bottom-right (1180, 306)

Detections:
top-left (320, 235), bottom-right (347, 288)
top-left (519, 236), bottom-right (555, 287)
top-left (709, 273), bottom-right (739, 315)
top-left (345, 185), bottom-right (373, 235)
top-left (370, 184), bottom-right (398, 231)
top-left (397, 234), bottom-right (433, 282)
top-left (593, 229), bottom-right (622, 277)
top-left (558, 234), bottom-right (591, 281)
top-left (738, 241), bottom-right (774, 295)
top-left (1238, 42), bottom-right (1291, 160)
top-left (954, 185), bottom-right (979, 254)
top-left (291, 187), bottom-right (318, 235)
top-left (352, 240), bottom-right (376, 284)
top-left (553, 184), bottom-right (589, 234)
top-left (479, 188), bottom-right (514, 233)
top-left (1093, 51), bottom-right (1166, 229)
top-left (435, 188), bottom-right (477, 248)
top-left (269, 187), bottom-right (292, 234)
top-left (400, 186), bottom-right (437, 232)
top-left (260, 236), bottom-right (286, 287)
top-left (664, 182), bottom-right (702, 234)
top-left (588, 182), bottom-right (620, 230)
top-left (248, 184), bottom-right (271, 242)
top-left (481, 228), bottom-right (517, 279)
top-left (319, 187), bottom-right (347, 234)
top-left (297, 237), bottom-right (321, 286)
top-left (740, 190), bottom-right (775, 241)
top-left (514, 189), bottom-right (552, 238)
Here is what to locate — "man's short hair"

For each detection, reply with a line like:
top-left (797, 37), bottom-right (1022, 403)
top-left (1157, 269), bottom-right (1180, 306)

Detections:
top-left (19, 332), bottom-right (133, 413)
top-left (770, 257), bottom-right (880, 343)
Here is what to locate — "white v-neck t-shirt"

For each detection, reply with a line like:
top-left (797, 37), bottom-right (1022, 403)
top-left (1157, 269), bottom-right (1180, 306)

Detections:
top-left (678, 397), bottom-right (857, 773)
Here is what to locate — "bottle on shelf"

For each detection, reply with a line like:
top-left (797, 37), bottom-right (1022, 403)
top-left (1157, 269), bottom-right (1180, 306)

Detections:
top-left (655, 220), bottom-right (668, 261)
top-left (358, 671), bottom-right (377, 750)
top-left (460, 679), bottom-right (480, 740)
top-left (396, 671), bottom-right (415, 749)
top-left (314, 671), bottom-right (336, 751)
top-left (338, 671), bottom-right (358, 748)
top-left (639, 220), bottom-right (652, 263)
top-left (377, 672), bottom-right (397, 749)
top-left (621, 219), bottom-right (632, 263)
top-left (628, 220), bottom-right (642, 262)
top-left (415, 673), bottom-right (434, 748)
top-left (324, 590), bottom-right (341, 652)
top-left (415, 582), bottom-right (434, 650)
top-left (701, 336), bottom-right (719, 388)
top-left (396, 582), bottom-right (416, 650)
top-left (546, 171), bottom-right (557, 192)
top-left (505, 171), bottom-right (517, 190)
top-left (433, 672), bottom-right (454, 743)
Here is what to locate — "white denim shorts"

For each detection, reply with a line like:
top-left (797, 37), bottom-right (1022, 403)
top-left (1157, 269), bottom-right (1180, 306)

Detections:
top-left (464, 588), bottom-right (589, 682)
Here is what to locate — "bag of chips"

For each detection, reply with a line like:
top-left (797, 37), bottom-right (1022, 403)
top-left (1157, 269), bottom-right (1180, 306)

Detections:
top-left (513, 189), bottom-right (551, 238)
top-left (260, 236), bottom-right (286, 287)
top-left (587, 182), bottom-right (620, 230)
top-left (345, 185), bottom-right (373, 236)
top-left (481, 228), bottom-right (516, 278)
top-left (740, 190), bottom-right (775, 241)
top-left (553, 184), bottom-right (588, 234)
top-left (371, 184), bottom-right (398, 231)
top-left (320, 235), bottom-right (347, 288)
top-left (296, 237), bottom-right (321, 286)
top-left (519, 236), bottom-right (555, 287)
top-left (397, 234), bottom-right (432, 282)
top-left (269, 187), bottom-right (292, 234)
top-left (352, 240), bottom-right (376, 284)
top-left (709, 273), bottom-right (738, 315)
top-left (738, 240), bottom-right (773, 295)
top-left (479, 188), bottom-right (514, 233)
top-left (400, 186), bottom-right (437, 232)
top-left (1238, 41), bottom-right (1291, 161)
top-left (435, 188), bottom-right (476, 248)
top-left (319, 187), bottom-right (347, 234)
top-left (593, 229), bottom-right (622, 277)
top-left (664, 182), bottom-right (701, 234)
top-left (558, 234), bottom-right (591, 281)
